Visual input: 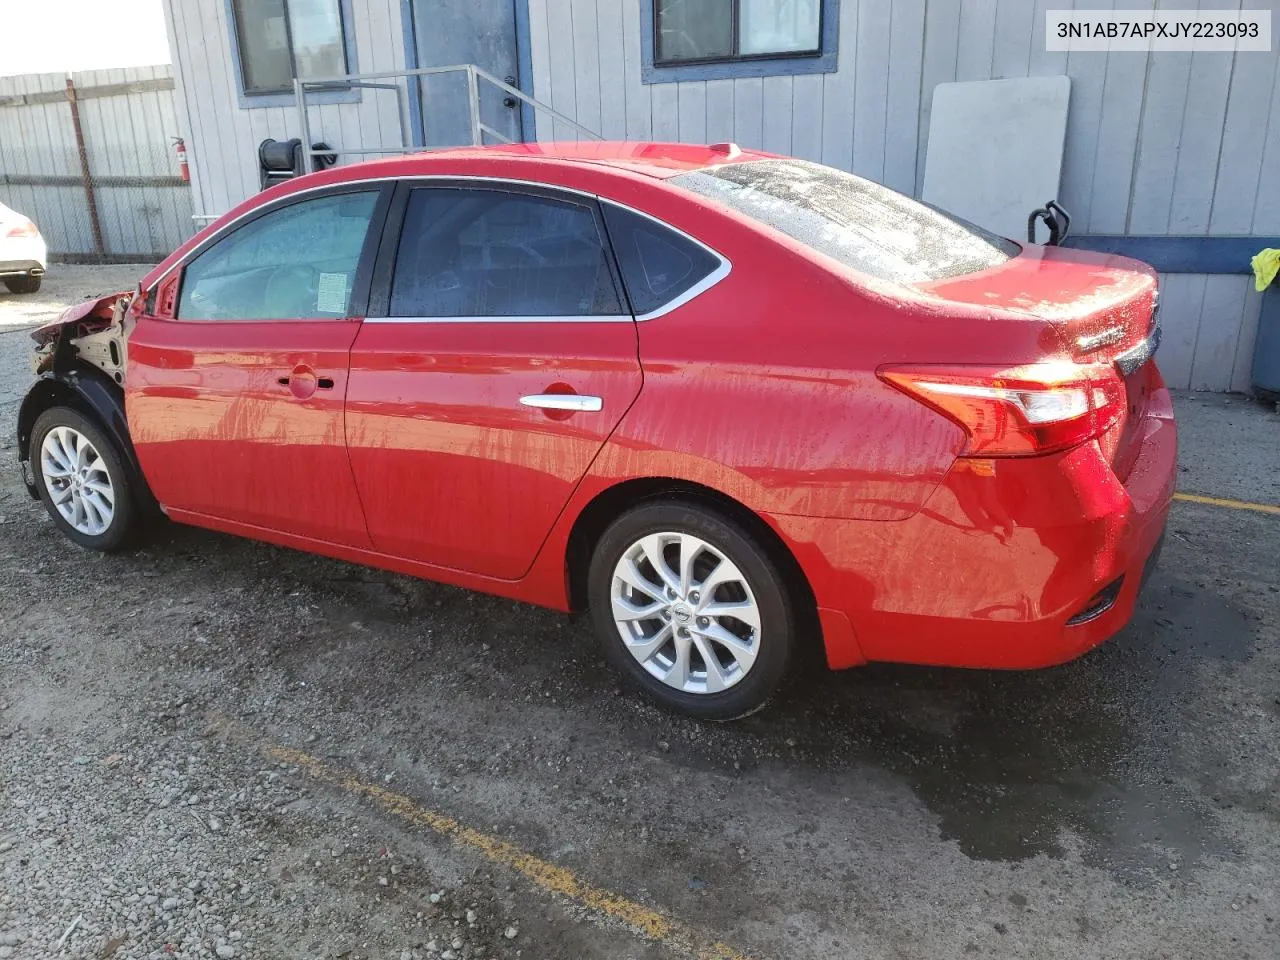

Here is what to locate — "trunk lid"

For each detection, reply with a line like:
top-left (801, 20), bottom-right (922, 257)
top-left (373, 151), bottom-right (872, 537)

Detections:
top-left (921, 245), bottom-right (1160, 478)
top-left (922, 244), bottom-right (1158, 361)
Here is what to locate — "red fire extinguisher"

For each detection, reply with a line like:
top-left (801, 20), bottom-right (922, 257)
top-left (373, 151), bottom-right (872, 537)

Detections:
top-left (173, 137), bottom-right (190, 183)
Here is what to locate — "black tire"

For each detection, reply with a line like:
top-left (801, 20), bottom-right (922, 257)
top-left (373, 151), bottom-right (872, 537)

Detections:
top-left (4, 274), bottom-right (41, 294)
top-left (588, 499), bottom-right (796, 721)
top-left (29, 406), bottom-right (137, 552)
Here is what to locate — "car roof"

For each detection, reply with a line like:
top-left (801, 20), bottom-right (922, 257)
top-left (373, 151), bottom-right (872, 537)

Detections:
top-left (140, 142), bottom-right (773, 290)
top-left (340, 141), bottom-right (776, 180)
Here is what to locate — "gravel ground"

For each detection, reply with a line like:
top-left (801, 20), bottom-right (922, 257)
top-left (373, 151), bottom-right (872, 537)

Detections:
top-left (0, 266), bottom-right (1278, 960)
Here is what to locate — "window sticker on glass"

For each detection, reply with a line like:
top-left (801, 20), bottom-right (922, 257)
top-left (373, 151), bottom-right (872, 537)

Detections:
top-left (316, 272), bottom-right (349, 314)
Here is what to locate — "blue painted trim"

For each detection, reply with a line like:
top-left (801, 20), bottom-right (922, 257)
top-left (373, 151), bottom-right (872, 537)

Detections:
top-left (1063, 235), bottom-right (1280, 275)
top-left (225, 0), bottom-right (361, 110)
top-left (400, 0), bottom-right (425, 147)
top-left (640, 0), bottom-right (839, 84)
top-left (514, 0), bottom-right (536, 140)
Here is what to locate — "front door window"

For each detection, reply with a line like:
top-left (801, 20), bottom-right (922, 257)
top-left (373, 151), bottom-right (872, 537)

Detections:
top-left (178, 190), bottom-right (379, 321)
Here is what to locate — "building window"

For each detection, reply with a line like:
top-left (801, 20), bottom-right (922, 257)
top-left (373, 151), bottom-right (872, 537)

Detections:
top-left (643, 0), bottom-right (838, 83)
top-left (656, 0), bottom-right (822, 63)
top-left (231, 0), bottom-right (350, 96)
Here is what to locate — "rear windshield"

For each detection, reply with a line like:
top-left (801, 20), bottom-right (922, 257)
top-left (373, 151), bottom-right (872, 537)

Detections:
top-left (670, 159), bottom-right (1020, 284)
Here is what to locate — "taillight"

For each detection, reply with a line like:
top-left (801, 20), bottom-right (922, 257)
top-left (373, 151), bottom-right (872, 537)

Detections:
top-left (878, 362), bottom-right (1125, 457)
top-left (5, 219), bottom-right (39, 239)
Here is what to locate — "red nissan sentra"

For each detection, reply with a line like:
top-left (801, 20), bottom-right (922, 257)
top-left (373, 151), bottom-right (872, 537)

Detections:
top-left (17, 142), bottom-right (1175, 720)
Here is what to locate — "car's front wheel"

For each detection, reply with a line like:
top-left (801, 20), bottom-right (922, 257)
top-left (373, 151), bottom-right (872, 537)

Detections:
top-left (4, 274), bottom-right (42, 294)
top-left (30, 407), bottom-right (136, 552)
top-left (588, 500), bottom-right (796, 720)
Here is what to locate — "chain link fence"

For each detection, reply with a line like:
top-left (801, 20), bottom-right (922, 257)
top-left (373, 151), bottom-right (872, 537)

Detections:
top-left (0, 65), bottom-right (196, 263)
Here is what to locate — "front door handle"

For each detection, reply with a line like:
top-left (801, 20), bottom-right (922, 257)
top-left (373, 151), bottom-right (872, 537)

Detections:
top-left (277, 365), bottom-right (334, 400)
top-left (519, 393), bottom-right (602, 412)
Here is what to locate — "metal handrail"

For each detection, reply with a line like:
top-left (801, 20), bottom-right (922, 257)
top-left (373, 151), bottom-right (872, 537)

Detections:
top-left (290, 63), bottom-right (601, 165)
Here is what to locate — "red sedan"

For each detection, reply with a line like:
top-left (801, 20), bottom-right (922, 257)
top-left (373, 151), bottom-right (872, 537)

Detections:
top-left (18, 142), bottom-right (1175, 720)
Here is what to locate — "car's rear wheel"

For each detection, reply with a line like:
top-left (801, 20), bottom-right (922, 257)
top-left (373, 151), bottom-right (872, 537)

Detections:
top-left (588, 500), bottom-right (795, 720)
top-left (4, 275), bottom-right (41, 294)
top-left (30, 407), bottom-right (136, 552)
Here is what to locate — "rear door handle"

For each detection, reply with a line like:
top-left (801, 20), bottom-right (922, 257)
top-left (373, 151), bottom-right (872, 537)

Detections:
top-left (519, 393), bottom-right (602, 412)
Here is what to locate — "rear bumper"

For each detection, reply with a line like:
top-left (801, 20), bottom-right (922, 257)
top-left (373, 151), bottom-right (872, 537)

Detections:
top-left (770, 372), bottom-right (1177, 670)
top-left (0, 259), bottom-right (45, 278)
top-left (0, 234), bottom-right (48, 274)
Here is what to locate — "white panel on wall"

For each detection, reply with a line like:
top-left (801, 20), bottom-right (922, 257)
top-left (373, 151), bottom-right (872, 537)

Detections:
top-left (922, 76), bottom-right (1070, 240)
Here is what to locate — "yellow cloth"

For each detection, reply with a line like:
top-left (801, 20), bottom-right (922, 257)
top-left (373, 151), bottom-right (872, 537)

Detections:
top-left (1253, 248), bottom-right (1280, 292)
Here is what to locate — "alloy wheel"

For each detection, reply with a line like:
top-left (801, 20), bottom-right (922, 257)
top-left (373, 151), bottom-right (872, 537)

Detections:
top-left (609, 531), bottom-right (762, 695)
top-left (40, 425), bottom-right (115, 536)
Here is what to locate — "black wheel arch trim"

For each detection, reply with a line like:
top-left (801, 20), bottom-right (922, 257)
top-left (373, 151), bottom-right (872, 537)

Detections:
top-left (16, 364), bottom-right (158, 512)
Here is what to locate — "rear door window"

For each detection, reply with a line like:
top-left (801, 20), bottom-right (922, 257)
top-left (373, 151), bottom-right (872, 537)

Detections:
top-left (602, 205), bottom-right (723, 317)
top-left (388, 187), bottom-right (623, 318)
top-left (670, 159), bottom-right (1020, 284)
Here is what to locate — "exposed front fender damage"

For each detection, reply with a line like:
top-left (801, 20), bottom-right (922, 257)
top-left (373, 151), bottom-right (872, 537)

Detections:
top-left (31, 290), bottom-right (133, 382)
top-left (18, 291), bottom-right (157, 513)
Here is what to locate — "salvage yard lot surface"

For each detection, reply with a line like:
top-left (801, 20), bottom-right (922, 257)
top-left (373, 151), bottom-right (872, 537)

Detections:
top-left (1, 266), bottom-right (1278, 960)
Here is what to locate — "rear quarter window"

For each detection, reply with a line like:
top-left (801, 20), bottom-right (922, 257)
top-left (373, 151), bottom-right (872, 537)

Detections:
top-left (670, 159), bottom-right (1019, 285)
top-left (602, 204), bottom-right (723, 317)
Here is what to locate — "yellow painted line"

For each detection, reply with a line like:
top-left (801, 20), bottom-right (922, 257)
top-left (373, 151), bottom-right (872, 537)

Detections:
top-left (268, 746), bottom-right (751, 960)
top-left (1174, 492), bottom-right (1280, 516)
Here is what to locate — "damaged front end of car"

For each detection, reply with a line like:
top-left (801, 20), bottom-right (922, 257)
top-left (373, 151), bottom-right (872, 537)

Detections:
top-left (30, 290), bottom-right (134, 382)
top-left (17, 289), bottom-right (156, 509)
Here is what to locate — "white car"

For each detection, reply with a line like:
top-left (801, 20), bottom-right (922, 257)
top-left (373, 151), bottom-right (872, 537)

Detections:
top-left (0, 201), bottom-right (47, 294)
